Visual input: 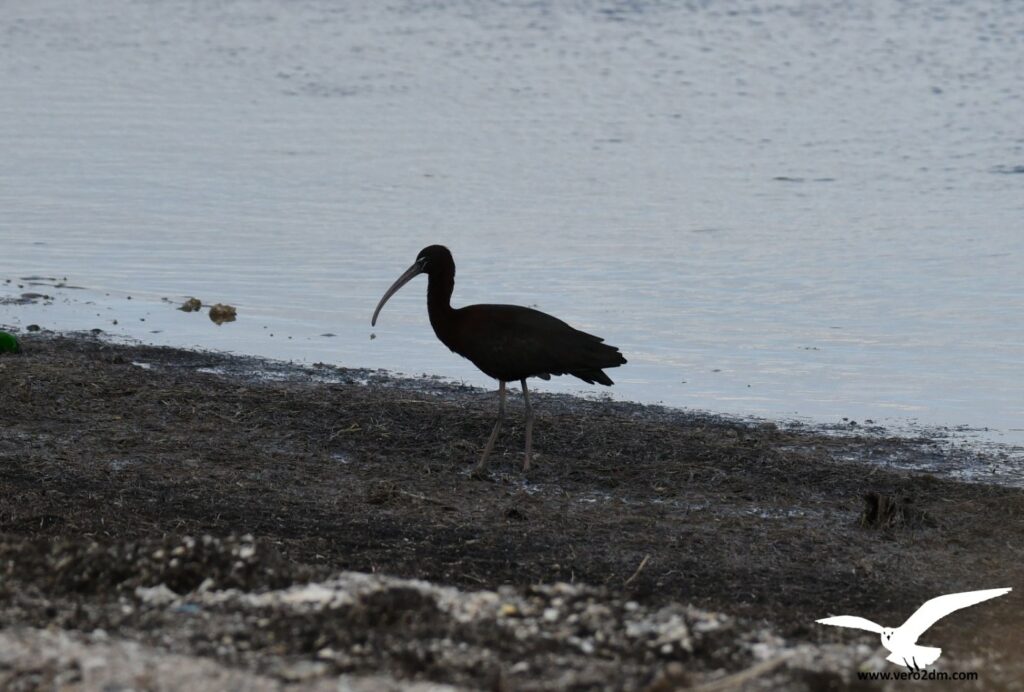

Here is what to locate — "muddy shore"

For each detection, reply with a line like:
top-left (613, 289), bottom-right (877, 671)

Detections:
top-left (0, 333), bottom-right (1021, 690)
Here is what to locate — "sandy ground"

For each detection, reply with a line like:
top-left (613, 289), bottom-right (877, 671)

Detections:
top-left (1, 333), bottom-right (1022, 690)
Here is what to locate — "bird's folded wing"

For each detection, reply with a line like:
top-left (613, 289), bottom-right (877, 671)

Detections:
top-left (899, 588), bottom-right (1012, 642)
top-left (816, 615), bottom-right (884, 633)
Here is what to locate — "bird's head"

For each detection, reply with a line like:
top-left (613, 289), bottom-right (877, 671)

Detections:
top-left (415, 245), bottom-right (454, 277)
top-left (881, 627), bottom-right (895, 643)
top-left (371, 245), bottom-right (454, 326)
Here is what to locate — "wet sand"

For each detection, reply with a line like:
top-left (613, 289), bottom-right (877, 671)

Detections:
top-left (1, 333), bottom-right (1021, 690)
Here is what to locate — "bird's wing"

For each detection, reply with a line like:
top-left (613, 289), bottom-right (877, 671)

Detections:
top-left (816, 616), bottom-right (884, 633)
top-left (898, 588), bottom-right (1011, 642)
top-left (454, 305), bottom-right (622, 382)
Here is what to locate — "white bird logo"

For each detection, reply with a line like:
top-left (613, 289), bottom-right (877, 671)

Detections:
top-left (816, 587), bottom-right (1011, 670)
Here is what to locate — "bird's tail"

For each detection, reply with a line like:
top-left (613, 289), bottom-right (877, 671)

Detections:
top-left (570, 368), bottom-right (615, 385)
top-left (569, 337), bottom-right (627, 386)
top-left (886, 647), bottom-right (942, 667)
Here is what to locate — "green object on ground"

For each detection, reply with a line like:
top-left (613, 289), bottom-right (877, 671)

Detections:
top-left (0, 331), bottom-right (21, 354)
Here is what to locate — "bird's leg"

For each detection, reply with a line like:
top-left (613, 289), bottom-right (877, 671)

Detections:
top-left (521, 378), bottom-right (533, 471)
top-left (474, 381), bottom-right (506, 475)
top-left (903, 657), bottom-right (923, 673)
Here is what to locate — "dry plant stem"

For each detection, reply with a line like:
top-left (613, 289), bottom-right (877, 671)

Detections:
top-left (691, 653), bottom-right (794, 692)
top-left (624, 554), bottom-right (650, 587)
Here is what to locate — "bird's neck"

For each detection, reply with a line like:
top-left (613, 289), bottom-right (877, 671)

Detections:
top-left (426, 273), bottom-right (457, 345)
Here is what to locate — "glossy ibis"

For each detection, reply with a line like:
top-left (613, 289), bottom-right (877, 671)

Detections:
top-left (371, 245), bottom-right (626, 473)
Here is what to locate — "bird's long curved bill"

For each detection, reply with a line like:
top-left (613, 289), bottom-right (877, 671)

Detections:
top-left (371, 261), bottom-right (424, 326)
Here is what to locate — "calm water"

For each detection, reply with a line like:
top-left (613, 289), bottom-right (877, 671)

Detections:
top-left (2, 1), bottom-right (1022, 443)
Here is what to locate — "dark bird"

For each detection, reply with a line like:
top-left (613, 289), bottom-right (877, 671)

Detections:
top-left (371, 245), bottom-right (626, 473)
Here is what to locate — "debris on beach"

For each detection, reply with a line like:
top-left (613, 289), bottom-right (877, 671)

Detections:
top-left (0, 330), bottom-right (20, 353)
top-left (860, 491), bottom-right (933, 529)
top-left (208, 303), bottom-right (237, 325)
top-left (178, 297), bottom-right (202, 312)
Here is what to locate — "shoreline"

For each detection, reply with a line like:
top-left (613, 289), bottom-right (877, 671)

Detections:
top-left (6, 323), bottom-right (1021, 488)
top-left (4, 277), bottom-right (1022, 449)
top-left (1, 332), bottom-right (1021, 689)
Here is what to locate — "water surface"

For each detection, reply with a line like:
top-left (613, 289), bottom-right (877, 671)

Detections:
top-left (2, 0), bottom-right (1022, 444)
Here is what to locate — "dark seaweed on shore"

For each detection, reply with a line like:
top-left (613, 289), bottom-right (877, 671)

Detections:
top-left (0, 334), bottom-right (1021, 689)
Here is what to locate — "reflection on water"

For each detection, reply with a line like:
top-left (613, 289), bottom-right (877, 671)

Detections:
top-left (1, 0), bottom-right (1022, 443)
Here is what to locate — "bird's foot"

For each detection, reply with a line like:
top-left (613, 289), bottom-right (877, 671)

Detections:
top-left (521, 452), bottom-right (543, 473)
top-left (468, 462), bottom-right (491, 481)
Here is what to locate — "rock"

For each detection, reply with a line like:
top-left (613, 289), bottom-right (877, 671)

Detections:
top-left (208, 304), bottom-right (237, 325)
